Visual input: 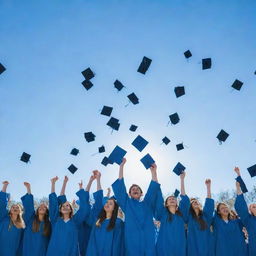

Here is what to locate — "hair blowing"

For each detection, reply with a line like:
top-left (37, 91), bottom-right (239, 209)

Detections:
top-left (32, 207), bottom-right (51, 237)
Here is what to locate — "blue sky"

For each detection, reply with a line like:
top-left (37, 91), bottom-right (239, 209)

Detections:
top-left (0, 0), bottom-right (256, 202)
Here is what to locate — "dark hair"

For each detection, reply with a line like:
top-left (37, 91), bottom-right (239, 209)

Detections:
top-left (59, 202), bottom-right (74, 219)
top-left (32, 206), bottom-right (51, 237)
top-left (165, 196), bottom-right (182, 221)
top-left (96, 199), bottom-right (119, 231)
top-left (216, 203), bottom-right (232, 220)
top-left (129, 184), bottom-right (143, 194)
top-left (189, 200), bottom-right (208, 230)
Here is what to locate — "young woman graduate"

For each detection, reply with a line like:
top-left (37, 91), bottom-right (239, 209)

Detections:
top-left (234, 167), bottom-right (255, 256)
top-left (46, 176), bottom-right (89, 256)
top-left (0, 181), bottom-right (25, 256)
top-left (155, 172), bottom-right (190, 256)
top-left (186, 179), bottom-right (214, 256)
top-left (86, 173), bottom-right (124, 256)
top-left (212, 170), bottom-right (247, 256)
top-left (21, 181), bottom-right (51, 256)
top-left (112, 158), bottom-right (160, 256)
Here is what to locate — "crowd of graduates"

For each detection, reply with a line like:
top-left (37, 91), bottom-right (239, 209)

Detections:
top-left (0, 159), bottom-right (255, 256)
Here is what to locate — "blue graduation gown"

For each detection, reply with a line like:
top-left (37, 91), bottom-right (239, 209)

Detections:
top-left (212, 213), bottom-right (248, 256)
top-left (235, 194), bottom-right (254, 255)
top-left (21, 193), bottom-right (50, 256)
top-left (187, 198), bottom-right (214, 256)
top-left (0, 191), bottom-right (23, 256)
top-left (112, 178), bottom-right (160, 256)
top-left (46, 189), bottom-right (89, 256)
top-left (155, 189), bottom-right (190, 256)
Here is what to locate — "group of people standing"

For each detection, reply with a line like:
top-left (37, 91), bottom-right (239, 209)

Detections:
top-left (0, 159), bottom-right (255, 256)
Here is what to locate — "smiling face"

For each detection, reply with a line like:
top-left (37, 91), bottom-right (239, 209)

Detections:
top-left (165, 196), bottom-right (178, 208)
top-left (10, 204), bottom-right (21, 215)
top-left (191, 198), bottom-right (201, 211)
top-left (217, 203), bottom-right (230, 218)
top-left (60, 202), bottom-right (73, 218)
top-left (249, 204), bottom-right (256, 216)
top-left (37, 203), bottom-right (48, 215)
top-left (104, 199), bottom-right (115, 214)
top-left (129, 184), bottom-right (143, 200)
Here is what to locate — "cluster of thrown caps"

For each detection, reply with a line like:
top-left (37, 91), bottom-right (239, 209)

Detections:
top-left (2, 52), bottom-right (255, 182)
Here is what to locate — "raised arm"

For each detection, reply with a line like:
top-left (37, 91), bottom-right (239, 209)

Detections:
top-left (205, 179), bottom-right (211, 198)
top-left (51, 176), bottom-right (58, 193)
top-left (0, 181), bottom-right (9, 220)
top-left (60, 176), bottom-right (68, 195)
top-left (21, 182), bottom-right (34, 224)
top-left (179, 172), bottom-right (190, 221)
top-left (106, 187), bottom-right (111, 198)
top-left (180, 172), bottom-right (186, 196)
top-left (85, 173), bottom-right (96, 192)
top-left (1, 181), bottom-right (8, 193)
top-left (119, 158), bottom-right (126, 179)
top-left (49, 177), bottom-right (59, 224)
top-left (203, 179), bottom-right (214, 225)
top-left (94, 170), bottom-right (102, 191)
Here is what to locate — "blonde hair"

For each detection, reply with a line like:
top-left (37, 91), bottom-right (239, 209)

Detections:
top-left (9, 204), bottom-right (25, 230)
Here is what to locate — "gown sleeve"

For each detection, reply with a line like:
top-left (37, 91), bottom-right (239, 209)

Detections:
top-left (49, 192), bottom-right (59, 224)
top-left (21, 193), bottom-right (35, 225)
top-left (0, 191), bottom-right (8, 221)
top-left (154, 188), bottom-right (165, 220)
top-left (143, 180), bottom-right (161, 210)
top-left (235, 194), bottom-right (250, 223)
top-left (203, 198), bottom-right (215, 225)
top-left (179, 194), bottom-right (190, 222)
top-left (112, 178), bottom-right (128, 213)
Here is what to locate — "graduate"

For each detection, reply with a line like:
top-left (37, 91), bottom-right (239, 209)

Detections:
top-left (234, 167), bottom-right (255, 256)
top-left (21, 181), bottom-right (51, 256)
top-left (46, 176), bottom-right (89, 256)
top-left (112, 158), bottom-right (160, 256)
top-left (155, 171), bottom-right (190, 256)
top-left (186, 179), bottom-right (214, 256)
top-left (0, 181), bottom-right (25, 256)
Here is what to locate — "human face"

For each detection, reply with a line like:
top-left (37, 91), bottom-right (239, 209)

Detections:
top-left (60, 202), bottom-right (72, 216)
top-left (38, 203), bottom-right (48, 215)
top-left (10, 204), bottom-right (21, 215)
top-left (166, 196), bottom-right (177, 207)
top-left (218, 204), bottom-right (230, 218)
top-left (191, 199), bottom-right (201, 211)
top-left (249, 204), bottom-right (256, 216)
top-left (104, 199), bottom-right (115, 214)
top-left (129, 185), bottom-right (142, 200)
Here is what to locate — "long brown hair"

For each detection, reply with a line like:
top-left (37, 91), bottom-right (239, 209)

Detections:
top-left (9, 204), bottom-right (25, 230)
top-left (32, 207), bottom-right (51, 237)
top-left (59, 202), bottom-right (74, 219)
top-left (189, 199), bottom-right (208, 230)
top-left (165, 196), bottom-right (182, 221)
top-left (96, 199), bottom-right (119, 231)
top-left (216, 203), bottom-right (232, 220)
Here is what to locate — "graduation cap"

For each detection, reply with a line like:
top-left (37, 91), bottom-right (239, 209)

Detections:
top-left (174, 86), bottom-right (185, 98)
top-left (84, 132), bottom-right (96, 142)
top-left (184, 50), bottom-right (192, 59)
top-left (235, 176), bottom-right (248, 193)
top-left (82, 80), bottom-right (94, 90)
top-left (162, 137), bottom-right (170, 145)
top-left (98, 145), bottom-right (105, 153)
top-left (68, 164), bottom-right (78, 174)
top-left (107, 117), bottom-right (120, 131)
top-left (137, 56), bottom-right (152, 74)
top-left (129, 125), bottom-right (138, 132)
top-left (174, 189), bottom-right (180, 198)
top-left (108, 146), bottom-right (127, 165)
top-left (169, 113), bottom-right (180, 125)
top-left (70, 148), bottom-right (79, 156)
top-left (173, 162), bottom-right (186, 176)
top-left (176, 143), bottom-right (184, 151)
top-left (127, 93), bottom-right (139, 105)
top-left (20, 152), bottom-right (31, 163)
top-left (114, 80), bottom-right (125, 91)
top-left (231, 79), bottom-right (243, 91)
top-left (101, 106), bottom-right (113, 117)
top-left (202, 58), bottom-right (212, 70)
top-left (140, 153), bottom-right (155, 169)
top-left (247, 164), bottom-right (256, 178)
top-left (0, 63), bottom-right (6, 75)
top-left (101, 156), bottom-right (111, 166)
top-left (81, 67), bottom-right (94, 80)
top-left (132, 135), bottom-right (148, 152)
top-left (216, 130), bottom-right (229, 144)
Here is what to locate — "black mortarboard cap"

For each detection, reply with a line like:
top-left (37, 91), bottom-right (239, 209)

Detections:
top-left (20, 152), bottom-right (31, 163)
top-left (132, 135), bottom-right (149, 152)
top-left (137, 56), bottom-right (152, 74)
top-left (162, 137), bottom-right (170, 145)
top-left (68, 164), bottom-right (78, 174)
top-left (70, 148), bottom-right (79, 156)
top-left (107, 117), bottom-right (120, 131)
top-left (174, 86), bottom-right (185, 98)
top-left (176, 143), bottom-right (184, 151)
top-left (98, 145), bottom-right (105, 153)
top-left (82, 80), bottom-right (94, 90)
top-left (101, 106), bottom-right (113, 117)
top-left (108, 146), bottom-right (127, 165)
top-left (235, 176), bottom-right (248, 193)
top-left (184, 50), bottom-right (192, 59)
top-left (101, 157), bottom-right (110, 166)
top-left (216, 130), bottom-right (229, 143)
top-left (81, 68), bottom-right (94, 80)
top-left (169, 113), bottom-right (180, 125)
top-left (129, 125), bottom-right (138, 132)
top-left (127, 93), bottom-right (139, 105)
top-left (231, 79), bottom-right (243, 91)
top-left (202, 58), bottom-right (212, 70)
top-left (84, 132), bottom-right (96, 142)
top-left (114, 80), bottom-right (125, 91)
top-left (140, 153), bottom-right (155, 169)
top-left (174, 189), bottom-right (180, 198)
top-left (0, 63), bottom-right (6, 75)
top-left (247, 164), bottom-right (256, 178)
top-left (173, 162), bottom-right (186, 176)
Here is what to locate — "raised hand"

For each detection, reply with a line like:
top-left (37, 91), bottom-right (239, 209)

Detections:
top-left (234, 167), bottom-right (241, 177)
top-left (51, 176), bottom-right (58, 183)
top-left (205, 179), bottom-right (211, 187)
top-left (180, 172), bottom-right (186, 180)
top-left (64, 176), bottom-right (69, 183)
top-left (120, 158), bottom-right (127, 167)
top-left (78, 180), bottom-right (83, 190)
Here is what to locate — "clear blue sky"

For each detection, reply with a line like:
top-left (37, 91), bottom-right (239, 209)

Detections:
top-left (0, 0), bottom-right (256, 202)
